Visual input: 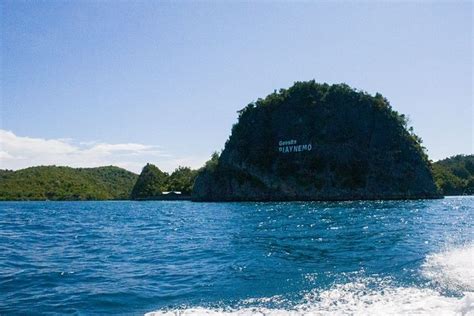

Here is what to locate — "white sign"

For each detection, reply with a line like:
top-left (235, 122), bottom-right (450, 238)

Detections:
top-left (278, 139), bottom-right (312, 154)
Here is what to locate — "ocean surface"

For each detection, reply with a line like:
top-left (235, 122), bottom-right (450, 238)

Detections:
top-left (0, 197), bottom-right (473, 315)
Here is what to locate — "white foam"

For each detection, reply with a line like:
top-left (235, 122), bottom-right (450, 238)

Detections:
top-left (146, 244), bottom-right (474, 316)
top-left (146, 286), bottom-right (473, 316)
top-left (422, 243), bottom-right (474, 292)
top-left (301, 281), bottom-right (474, 316)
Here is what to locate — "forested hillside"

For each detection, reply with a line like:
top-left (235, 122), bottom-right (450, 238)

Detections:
top-left (0, 166), bottom-right (138, 200)
top-left (432, 155), bottom-right (474, 195)
top-left (130, 164), bottom-right (198, 199)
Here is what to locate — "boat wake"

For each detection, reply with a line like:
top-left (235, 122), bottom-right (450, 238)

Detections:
top-left (146, 243), bottom-right (474, 315)
top-left (422, 242), bottom-right (474, 292)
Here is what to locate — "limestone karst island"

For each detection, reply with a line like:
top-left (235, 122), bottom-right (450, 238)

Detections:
top-left (193, 81), bottom-right (439, 201)
top-left (0, 81), bottom-right (473, 201)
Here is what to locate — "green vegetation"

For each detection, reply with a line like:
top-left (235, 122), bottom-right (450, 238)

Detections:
top-left (202, 151), bottom-right (220, 173)
top-left (130, 164), bottom-right (198, 199)
top-left (0, 163), bottom-right (199, 201)
top-left (432, 155), bottom-right (474, 195)
top-left (130, 163), bottom-right (169, 199)
top-left (167, 166), bottom-right (198, 195)
top-left (1, 153), bottom-right (471, 200)
top-left (0, 166), bottom-right (138, 200)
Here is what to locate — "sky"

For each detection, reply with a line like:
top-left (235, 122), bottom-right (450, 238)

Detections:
top-left (1, 1), bottom-right (472, 173)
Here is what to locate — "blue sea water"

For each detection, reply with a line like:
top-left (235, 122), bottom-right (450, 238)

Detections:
top-left (0, 197), bottom-right (473, 315)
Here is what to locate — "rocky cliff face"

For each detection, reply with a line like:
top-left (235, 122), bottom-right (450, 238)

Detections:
top-left (193, 81), bottom-right (440, 201)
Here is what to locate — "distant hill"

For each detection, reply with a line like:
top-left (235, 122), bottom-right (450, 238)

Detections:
top-left (432, 155), bottom-right (474, 195)
top-left (130, 163), bottom-right (169, 199)
top-left (0, 166), bottom-right (138, 201)
top-left (130, 164), bottom-right (198, 199)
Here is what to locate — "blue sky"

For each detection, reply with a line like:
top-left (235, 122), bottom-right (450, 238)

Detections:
top-left (1, 1), bottom-right (472, 173)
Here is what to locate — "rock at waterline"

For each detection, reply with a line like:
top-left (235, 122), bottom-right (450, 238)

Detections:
top-left (192, 81), bottom-right (440, 201)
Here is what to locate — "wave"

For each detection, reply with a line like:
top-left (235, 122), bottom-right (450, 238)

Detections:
top-left (422, 242), bottom-right (474, 292)
top-left (146, 244), bottom-right (474, 316)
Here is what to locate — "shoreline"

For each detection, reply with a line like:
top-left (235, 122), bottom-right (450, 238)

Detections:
top-left (10, 195), bottom-right (474, 203)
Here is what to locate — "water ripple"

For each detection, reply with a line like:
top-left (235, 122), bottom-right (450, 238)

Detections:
top-left (0, 197), bottom-right (473, 314)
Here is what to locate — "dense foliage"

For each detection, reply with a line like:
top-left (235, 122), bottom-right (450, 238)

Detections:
top-left (130, 163), bottom-right (169, 199)
top-left (201, 152), bottom-right (220, 173)
top-left (0, 166), bottom-right (138, 200)
top-left (432, 155), bottom-right (474, 195)
top-left (130, 164), bottom-right (198, 199)
top-left (167, 167), bottom-right (199, 195)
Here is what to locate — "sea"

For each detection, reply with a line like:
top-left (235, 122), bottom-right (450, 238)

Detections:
top-left (0, 197), bottom-right (473, 315)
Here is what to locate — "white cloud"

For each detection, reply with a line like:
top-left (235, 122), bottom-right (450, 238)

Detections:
top-left (0, 129), bottom-right (206, 173)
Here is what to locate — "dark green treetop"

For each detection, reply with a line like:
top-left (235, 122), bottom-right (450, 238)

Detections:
top-left (202, 152), bottom-right (220, 172)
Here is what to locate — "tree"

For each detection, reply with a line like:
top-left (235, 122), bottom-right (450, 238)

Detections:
top-left (203, 152), bottom-right (220, 172)
top-left (166, 166), bottom-right (198, 194)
